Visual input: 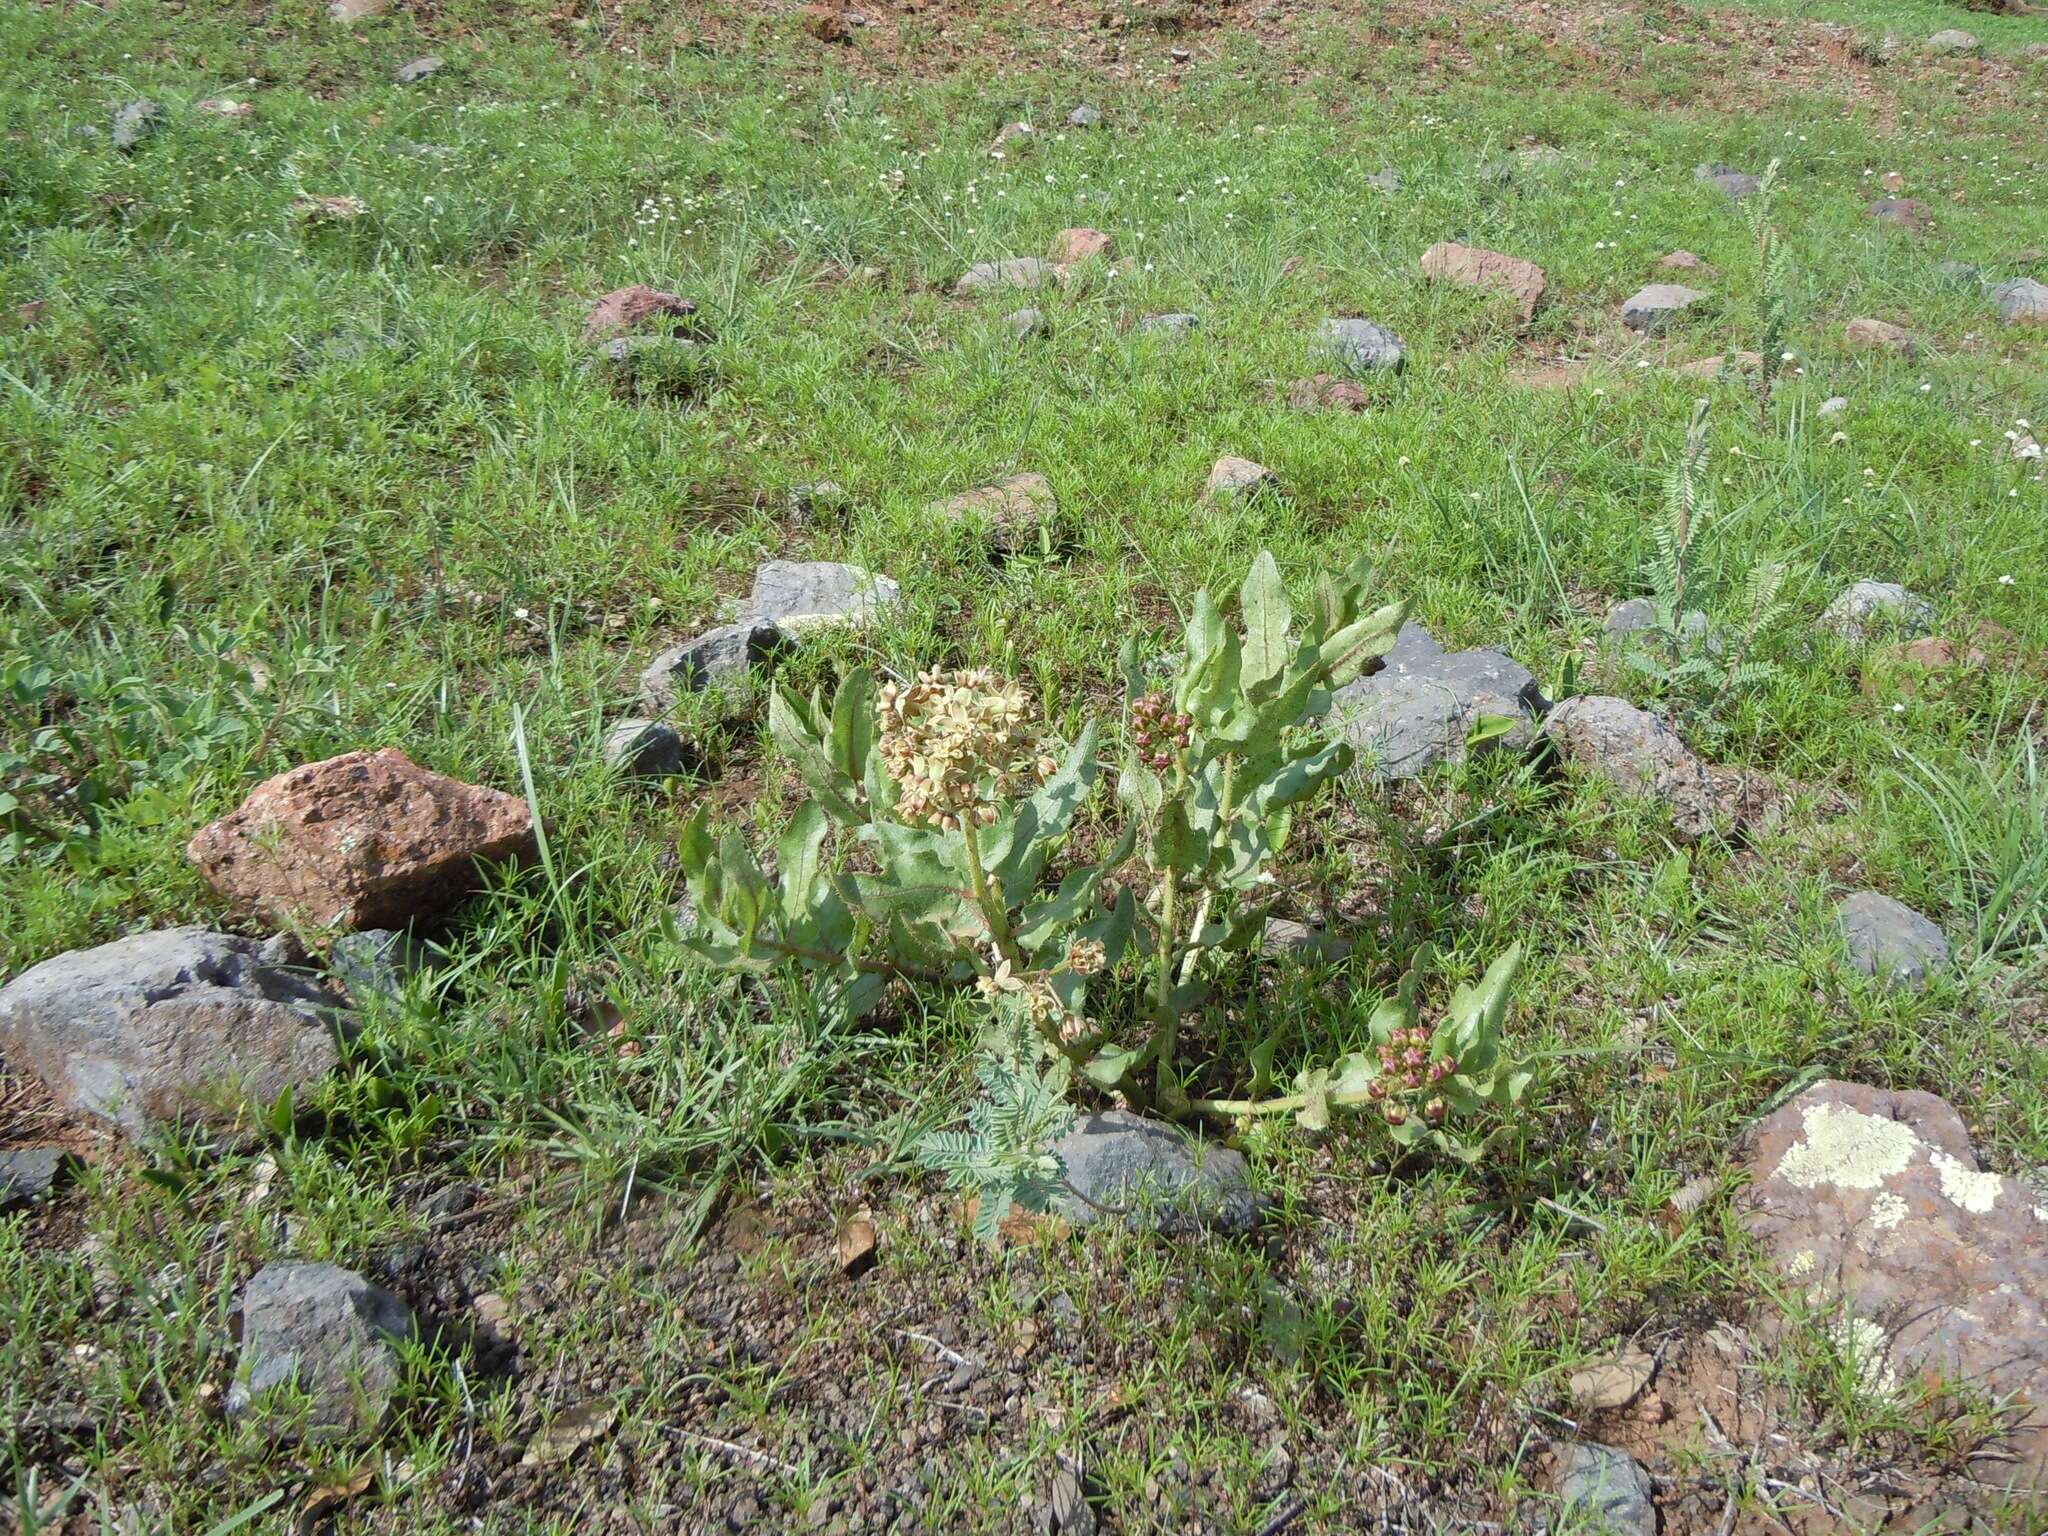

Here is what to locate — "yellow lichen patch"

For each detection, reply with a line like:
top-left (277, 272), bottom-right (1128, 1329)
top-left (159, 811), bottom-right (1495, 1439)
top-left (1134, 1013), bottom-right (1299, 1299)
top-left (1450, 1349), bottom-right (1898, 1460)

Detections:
top-left (1774, 1103), bottom-right (1919, 1192)
top-left (1930, 1150), bottom-right (2003, 1215)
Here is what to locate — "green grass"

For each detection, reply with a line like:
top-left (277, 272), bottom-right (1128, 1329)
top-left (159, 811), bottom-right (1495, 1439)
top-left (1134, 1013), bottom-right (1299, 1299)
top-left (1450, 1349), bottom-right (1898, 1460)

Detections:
top-left (3, 0), bottom-right (2047, 1530)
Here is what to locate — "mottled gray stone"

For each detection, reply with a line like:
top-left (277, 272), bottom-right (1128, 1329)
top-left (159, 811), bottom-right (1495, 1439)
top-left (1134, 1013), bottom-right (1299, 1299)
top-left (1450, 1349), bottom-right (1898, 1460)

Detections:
top-left (1819, 580), bottom-right (1933, 645)
top-left (1205, 456), bottom-right (1277, 499)
top-left (1138, 312), bottom-right (1200, 337)
top-left (229, 1262), bottom-right (414, 1438)
top-left (1839, 891), bottom-right (1949, 990)
top-left (749, 559), bottom-right (900, 630)
top-left (1935, 260), bottom-right (1981, 285)
top-left (394, 56), bottom-right (444, 83)
top-left (1621, 283), bottom-right (1707, 333)
top-left (1066, 104), bottom-right (1103, 129)
top-left (1695, 163), bottom-right (1761, 200)
top-left (953, 257), bottom-right (1059, 296)
top-left (637, 621), bottom-right (783, 711)
top-left (1604, 599), bottom-right (1720, 657)
top-left (788, 480), bottom-right (851, 520)
top-left (1318, 317), bottom-right (1407, 375)
top-left (1262, 918), bottom-right (1354, 963)
top-left (1926, 27), bottom-right (1979, 52)
top-left (1331, 625), bottom-right (1545, 782)
top-left (1993, 277), bottom-right (2048, 326)
top-left (603, 717), bottom-right (691, 778)
top-left (328, 929), bottom-right (437, 1004)
top-left (1541, 695), bottom-right (1717, 839)
top-left (0, 928), bottom-right (351, 1144)
top-left (1, 1148), bottom-right (68, 1211)
top-left (1817, 395), bottom-right (1850, 417)
top-left (1558, 1443), bottom-right (1656, 1536)
top-left (1365, 168), bottom-right (1402, 192)
top-left (111, 100), bottom-right (164, 152)
top-left (1048, 1110), bottom-right (1259, 1234)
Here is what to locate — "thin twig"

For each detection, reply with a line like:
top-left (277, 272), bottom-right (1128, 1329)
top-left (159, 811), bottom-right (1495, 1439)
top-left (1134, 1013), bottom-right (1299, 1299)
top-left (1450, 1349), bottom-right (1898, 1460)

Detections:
top-left (1254, 1496), bottom-right (1305, 1536)
top-left (669, 1429), bottom-right (798, 1479)
top-left (898, 1329), bottom-right (968, 1367)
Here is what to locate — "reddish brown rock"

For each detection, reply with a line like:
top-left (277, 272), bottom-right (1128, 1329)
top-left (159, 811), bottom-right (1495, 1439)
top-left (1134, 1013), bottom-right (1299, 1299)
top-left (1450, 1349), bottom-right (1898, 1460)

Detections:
top-left (800, 4), bottom-right (851, 42)
top-left (1740, 1080), bottom-right (2048, 1489)
top-left (1846, 316), bottom-right (1916, 353)
top-left (1419, 240), bottom-right (1547, 322)
top-left (188, 749), bottom-right (536, 931)
top-left (581, 285), bottom-right (698, 345)
top-left (1658, 249), bottom-right (1713, 275)
top-left (1670, 350), bottom-right (1763, 380)
top-left (1285, 373), bottom-right (1371, 411)
top-left (1048, 227), bottom-right (1114, 267)
top-left (1868, 197), bottom-right (1932, 230)
top-left (928, 472), bottom-right (1059, 554)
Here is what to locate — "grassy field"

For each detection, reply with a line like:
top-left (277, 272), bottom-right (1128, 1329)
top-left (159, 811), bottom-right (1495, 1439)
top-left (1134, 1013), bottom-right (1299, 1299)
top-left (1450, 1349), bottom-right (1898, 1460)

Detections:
top-left (3, 0), bottom-right (2047, 1531)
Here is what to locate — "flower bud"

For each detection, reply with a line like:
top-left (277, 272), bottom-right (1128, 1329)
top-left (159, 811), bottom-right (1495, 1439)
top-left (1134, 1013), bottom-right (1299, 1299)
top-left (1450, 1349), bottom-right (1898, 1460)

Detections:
top-left (1424, 1097), bottom-right (1446, 1124)
top-left (1382, 1101), bottom-right (1407, 1125)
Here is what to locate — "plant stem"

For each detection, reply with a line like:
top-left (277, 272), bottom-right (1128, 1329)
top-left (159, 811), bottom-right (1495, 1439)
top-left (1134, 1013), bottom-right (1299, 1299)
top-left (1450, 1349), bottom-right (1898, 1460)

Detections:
top-left (959, 819), bottom-right (1025, 971)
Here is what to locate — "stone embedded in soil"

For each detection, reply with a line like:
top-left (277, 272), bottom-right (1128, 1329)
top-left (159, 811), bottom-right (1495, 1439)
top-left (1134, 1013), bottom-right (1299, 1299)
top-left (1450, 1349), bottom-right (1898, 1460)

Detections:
top-left (603, 717), bottom-right (691, 778)
top-left (1047, 1110), bottom-right (1260, 1234)
top-left (1694, 163), bottom-right (1761, 199)
top-left (329, 928), bottom-right (439, 1004)
top-left (1419, 240), bottom-right (1548, 322)
top-left (1993, 277), bottom-right (2048, 326)
top-left (394, 56), bottom-right (444, 84)
top-left (1066, 104), bottom-right (1102, 129)
top-left (1868, 197), bottom-right (1932, 230)
top-left (110, 100), bottom-right (164, 152)
top-left (929, 472), bottom-right (1059, 555)
top-left (1137, 312), bottom-right (1200, 338)
top-left (1936, 259), bottom-right (1982, 285)
top-left (1047, 227), bottom-right (1113, 266)
top-left (989, 121), bottom-right (1032, 155)
top-left (1818, 395), bottom-right (1849, 417)
top-left (1861, 634), bottom-right (1993, 699)
top-left (1318, 316), bottom-right (1407, 375)
top-left (1365, 168), bottom-right (1402, 192)
top-left (1557, 1443), bottom-right (1656, 1536)
top-left (1540, 695), bottom-right (1717, 839)
top-left (749, 559), bottom-right (901, 631)
top-left (229, 1261), bottom-right (415, 1438)
top-left (800, 4), bottom-right (852, 42)
top-left (1603, 597), bottom-right (1715, 649)
top-left (638, 620), bottom-right (784, 710)
top-left (1620, 283), bottom-right (1707, 333)
top-left (1838, 891), bottom-right (1950, 990)
top-left (1262, 917), bottom-right (1354, 962)
top-left (1739, 1080), bottom-right (2048, 1488)
top-left (188, 748), bottom-right (537, 932)
top-left (953, 257), bottom-right (1059, 296)
top-left (1670, 350), bottom-right (1762, 380)
top-left (1330, 623), bottom-right (1546, 783)
top-left (1925, 27), bottom-right (1980, 51)
top-left (1, 1148), bottom-right (69, 1211)
top-left (1659, 249), bottom-right (1711, 273)
top-left (581, 285), bottom-right (697, 344)
top-left (1819, 579), bottom-right (1934, 645)
top-left (1286, 373), bottom-right (1371, 411)
top-left (0, 926), bottom-right (350, 1144)
top-left (1204, 456), bottom-right (1277, 500)
top-left (1845, 316), bottom-right (1916, 353)
top-left (788, 480), bottom-right (852, 520)
top-left (329, 0), bottom-right (387, 20)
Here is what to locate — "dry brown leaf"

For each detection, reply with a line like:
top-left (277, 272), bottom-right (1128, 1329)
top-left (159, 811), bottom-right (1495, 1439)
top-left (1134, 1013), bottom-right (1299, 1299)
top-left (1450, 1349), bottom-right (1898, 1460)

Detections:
top-left (1568, 1348), bottom-right (1655, 1411)
top-left (296, 1466), bottom-right (375, 1534)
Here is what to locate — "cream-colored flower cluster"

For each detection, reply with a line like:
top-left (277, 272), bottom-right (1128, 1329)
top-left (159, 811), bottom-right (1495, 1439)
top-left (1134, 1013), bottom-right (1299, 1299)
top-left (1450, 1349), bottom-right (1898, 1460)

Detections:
top-left (877, 668), bottom-right (1056, 831)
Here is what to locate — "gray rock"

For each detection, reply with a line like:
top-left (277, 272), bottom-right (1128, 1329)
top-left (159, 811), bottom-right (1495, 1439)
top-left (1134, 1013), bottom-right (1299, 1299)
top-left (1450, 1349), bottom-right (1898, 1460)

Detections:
top-left (1867, 197), bottom-right (1931, 230)
top-left (1003, 305), bottom-right (1050, 339)
top-left (953, 257), bottom-right (1059, 296)
top-left (1541, 695), bottom-right (1717, 839)
top-left (1605, 599), bottom-right (1722, 659)
top-left (1817, 395), bottom-right (1849, 417)
top-left (394, 56), bottom-right (444, 84)
top-left (1819, 580), bottom-right (1933, 645)
top-left (1365, 168), bottom-right (1402, 193)
top-left (1621, 283), bottom-right (1707, 333)
top-left (1935, 260), bottom-right (1982, 285)
top-left (1926, 28), bottom-right (1979, 52)
top-left (229, 1261), bottom-right (414, 1438)
top-left (110, 100), bottom-right (164, 152)
top-left (1739, 1081), bottom-right (2048, 1483)
top-left (1993, 277), bottom-right (2048, 327)
top-left (602, 717), bottom-right (690, 778)
top-left (1318, 317), bottom-right (1407, 375)
top-left (1839, 891), bottom-right (1949, 990)
top-left (328, 929), bottom-right (437, 1004)
top-left (1137, 312), bottom-right (1200, 337)
top-left (1695, 163), bottom-right (1761, 200)
top-left (0, 927), bottom-right (351, 1145)
top-left (1066, 104), bottom-right (1103, 129)
top-left (637, 621), bottom-right (783, 711)
top-left (749, 559), bottom-right (900, 631)
top-left (1557, 1443), bottom-right (1656, 1536)
top-left (1, 1148), bottom-right (68, 1211)
top-left (1048, 1110), bottom-right (1259, 1234)
top-left (1331, 625), bottom-right (1546, 782)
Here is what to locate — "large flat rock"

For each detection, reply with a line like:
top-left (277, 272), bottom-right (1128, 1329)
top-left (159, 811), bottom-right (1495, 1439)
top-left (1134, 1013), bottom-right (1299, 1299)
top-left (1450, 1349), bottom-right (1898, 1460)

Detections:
top-left (1330, 623), bottom-right (1544, 781)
